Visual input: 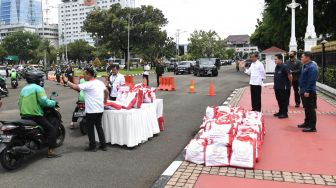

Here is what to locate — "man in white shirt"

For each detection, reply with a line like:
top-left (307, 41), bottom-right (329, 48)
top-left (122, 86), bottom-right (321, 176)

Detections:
top-left (245, 53), bottom-right (266, 112)
top-left (108, 64), bottom-right (125, 101)
top-left (62, 68), bottom-right (109, 152)
top-left (143, 62), bottom-right (150, 86)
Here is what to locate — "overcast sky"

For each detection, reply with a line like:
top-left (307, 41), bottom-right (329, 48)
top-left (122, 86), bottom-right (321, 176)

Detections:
top-left (50, 0), bottom-right (265, 44)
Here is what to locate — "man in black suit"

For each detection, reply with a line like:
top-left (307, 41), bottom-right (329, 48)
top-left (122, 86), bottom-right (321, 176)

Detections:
top-left (155, 60), bottom-right (165, 87)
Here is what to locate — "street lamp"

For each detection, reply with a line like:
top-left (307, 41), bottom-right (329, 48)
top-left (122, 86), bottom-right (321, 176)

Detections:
top-left (127, 12), bottom-right (143, 71)
top-left (61, 21), bottom-right (68, 64)
top-left (321, 39), bottom-right (328, 83)
top-left (286, 0), bottom-right (302, 52)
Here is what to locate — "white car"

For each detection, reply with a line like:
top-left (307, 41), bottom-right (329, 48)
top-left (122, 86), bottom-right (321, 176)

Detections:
top-left (0, 66), bottom-right (7, 77)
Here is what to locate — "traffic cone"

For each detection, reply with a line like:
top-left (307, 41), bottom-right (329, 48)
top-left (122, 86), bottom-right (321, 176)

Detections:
top-left (189, 80), bottom-right (195, 93)
top-left (208, 81), bottom-right (216, 96)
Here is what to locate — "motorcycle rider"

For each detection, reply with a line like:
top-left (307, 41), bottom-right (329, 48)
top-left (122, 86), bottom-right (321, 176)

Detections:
top-left (19, 71), bottom-right (61, 158)
top-left (55, 66), bottom-right (62, 85)
top-left (70, 77), bottom-right (86, 129)
top-left (9, 69), bottom-right (18, 86)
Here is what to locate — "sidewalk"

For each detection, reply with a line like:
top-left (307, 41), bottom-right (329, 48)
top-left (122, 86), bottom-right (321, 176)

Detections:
top-left (161, 85), bottom-right (336, 188)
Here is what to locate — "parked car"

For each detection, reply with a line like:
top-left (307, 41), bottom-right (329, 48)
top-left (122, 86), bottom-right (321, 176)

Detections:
top-left (174, 61), bottom-right (192, 74)
top-left (167, 62), bottom-right (176, 72)
top-left (193, 59), bottom-right (218, 77)
top-left (190, 61), bottom-right (196, 73)
top-left (0, 66), bottom-right (7, 77)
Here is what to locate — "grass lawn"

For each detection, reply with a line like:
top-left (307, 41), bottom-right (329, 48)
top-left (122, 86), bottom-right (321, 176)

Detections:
top-left (74, 68), bottom-right (146, 77)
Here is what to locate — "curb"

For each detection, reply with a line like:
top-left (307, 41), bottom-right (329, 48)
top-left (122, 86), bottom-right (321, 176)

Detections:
top-left (151, 87), bottom-right (246, 188)
top-left (317, 82), bottom-right (336, 100)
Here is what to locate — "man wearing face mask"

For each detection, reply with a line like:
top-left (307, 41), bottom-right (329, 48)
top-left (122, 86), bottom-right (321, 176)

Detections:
top-left (285, 51), bottom-right (302, 107)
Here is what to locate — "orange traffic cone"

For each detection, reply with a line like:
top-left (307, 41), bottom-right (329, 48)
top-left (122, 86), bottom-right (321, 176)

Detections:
top-left (208, 81), bottom-right (216, 96)
top-left (189, 80), bottom-right (195, 93)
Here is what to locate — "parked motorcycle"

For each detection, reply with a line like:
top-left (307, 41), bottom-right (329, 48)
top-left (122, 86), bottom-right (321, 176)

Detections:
top-left (0, 92), bottom-right (65, 170)
top-left (11, 79), bottom-right (18, 89)
top-left (0, 76), bottom-right (8, 97)
top-left (74, 102), bottom-right (87, 135)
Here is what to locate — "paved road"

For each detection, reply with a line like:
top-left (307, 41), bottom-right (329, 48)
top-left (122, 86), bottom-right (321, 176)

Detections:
top-left (0, 65), bottom-right (250, 188)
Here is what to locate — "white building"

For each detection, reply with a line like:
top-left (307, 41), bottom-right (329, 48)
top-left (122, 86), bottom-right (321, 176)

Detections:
top-left (0, 24), bottom-right (59, 47)
top-left (37, 24), bottom-right (59, 47)
top-left (58, 0), bottom-right (135, 47)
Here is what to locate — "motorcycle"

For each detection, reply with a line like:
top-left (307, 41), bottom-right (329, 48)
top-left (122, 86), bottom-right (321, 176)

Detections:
top-left (11, 79), bottom-right (18, 89)
top-left (0, 92), bottom-right (65, 170)
top-left (0, 76), bottom-right (8, 97)
top-left (74, 101), bottom-right (87, 135)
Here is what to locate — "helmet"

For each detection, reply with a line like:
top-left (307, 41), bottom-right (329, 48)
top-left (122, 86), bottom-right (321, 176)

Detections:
top-left (25, 71), bottom-right (45, 87)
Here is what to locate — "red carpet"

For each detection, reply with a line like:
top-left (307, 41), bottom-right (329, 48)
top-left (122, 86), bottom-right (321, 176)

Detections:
top-left (194, 175), bottom-right (326, 188)
top-left (237, 86), bottom-right (336, 175)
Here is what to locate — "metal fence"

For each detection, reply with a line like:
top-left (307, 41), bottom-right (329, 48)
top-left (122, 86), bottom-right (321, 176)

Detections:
top-left (312, 51), bottom-right (336, 89)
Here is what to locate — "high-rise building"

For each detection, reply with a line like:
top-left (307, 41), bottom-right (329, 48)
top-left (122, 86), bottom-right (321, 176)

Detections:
top-left (58, 0), bottom-right (135, 47)
top-left (0, 0), bottom-right (43, 26)
top-left (0, 0), bottom-right (58, 47)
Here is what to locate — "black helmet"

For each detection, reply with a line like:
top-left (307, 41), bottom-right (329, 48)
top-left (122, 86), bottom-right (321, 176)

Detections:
top-left (26, 71), bottom-right (45, 87)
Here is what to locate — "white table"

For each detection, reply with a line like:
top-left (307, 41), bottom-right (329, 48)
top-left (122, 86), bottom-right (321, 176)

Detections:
top-left (95, 99), bottom-right (163, 147)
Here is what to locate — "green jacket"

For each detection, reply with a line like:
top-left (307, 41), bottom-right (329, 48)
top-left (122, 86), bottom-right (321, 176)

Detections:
top-left (10, 71), bottom-right (17, 80)
top-left (78, 78), bottom-right (85, 102)
top-left (19, 83), bottom-right (56, 117)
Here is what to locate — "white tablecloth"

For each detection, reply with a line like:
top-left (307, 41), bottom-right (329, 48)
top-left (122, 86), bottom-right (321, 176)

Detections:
top-left (95, 99), bottom-right (163, 147)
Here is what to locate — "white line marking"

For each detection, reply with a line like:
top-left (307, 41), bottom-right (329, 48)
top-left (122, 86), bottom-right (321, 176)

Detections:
top-left (162, 161), bottom-right (183, 176)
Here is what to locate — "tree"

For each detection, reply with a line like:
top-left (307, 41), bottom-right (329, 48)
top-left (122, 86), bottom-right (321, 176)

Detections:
top-left (82, 4), bottom-right (168, 63)
top-left (67, 39), bottom-right (94, 63)
top-left (251, 0), bottom-right (336, 51)
top-left (188, 30), bottom-right (225, 59)
top-left (92, 57), bottom-right (102, 68)
top-left (225, 48), bottom-right (235, 59)
top-left (2, 31), bottom-right (41, 63)
top-left (0, 45), bottom-right (8, 63)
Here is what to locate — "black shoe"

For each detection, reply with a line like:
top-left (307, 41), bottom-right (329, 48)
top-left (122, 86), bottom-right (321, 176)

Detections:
top-left (47, 153), bottom-right (62, 158)
top-left (297, 123), bottom-right (307, 128)
top-left (295, 104), bottom-right (300, 108)
top-left (278, 114), bottom-right (288, 119)
top-left (273, 112), bottom-right (280, 117)
top-left (302, 128), bottom-right (317, 132)
top-left (84, 147), bottom-right (97, 152)
top-left (99, 146), bottom-right (107, 151)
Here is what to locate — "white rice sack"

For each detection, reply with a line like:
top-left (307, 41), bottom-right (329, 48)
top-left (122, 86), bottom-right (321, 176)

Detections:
top-left (185, 139), bottom-right (207, 164)
top-left (230, 135), bottom-right (256, 169)
top-left (205, 140), bottom-right (231, 167)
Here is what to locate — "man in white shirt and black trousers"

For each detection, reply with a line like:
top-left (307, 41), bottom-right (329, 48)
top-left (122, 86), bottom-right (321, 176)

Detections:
top-left (107, 64), bottom-right (125, 101)
top-left (245, 53), bottom-right (266, 112)
top-left (63, 68), bottom-right (109, 152)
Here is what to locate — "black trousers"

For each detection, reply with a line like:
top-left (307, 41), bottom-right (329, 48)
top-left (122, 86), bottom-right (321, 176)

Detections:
top-left (157, 74), bottom-right (162, 87)
top-left (301, 93), bottom-right (317, 129)
top-left (143, 74), bottom-right (149, 86)
top-left (72, 106), bottom-right (80, 122)
top-left (109, 97), bottom-right (116, 101)
top-left (250, 85), bottom-right (262, 112)
top-left (289, 80), bottom-right (301, 105)
top-left (56, 75), bottom-right (61, 83)
top-left (86, 113), bottom-right (106, 148)
top-left (275, 89), bottom-right (289, 115)
top-left (23, 116), bottom-right (57, 149)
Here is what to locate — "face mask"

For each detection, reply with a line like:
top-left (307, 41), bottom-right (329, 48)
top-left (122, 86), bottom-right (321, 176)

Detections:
top-left (289, 55), bottom-right (295, 58)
